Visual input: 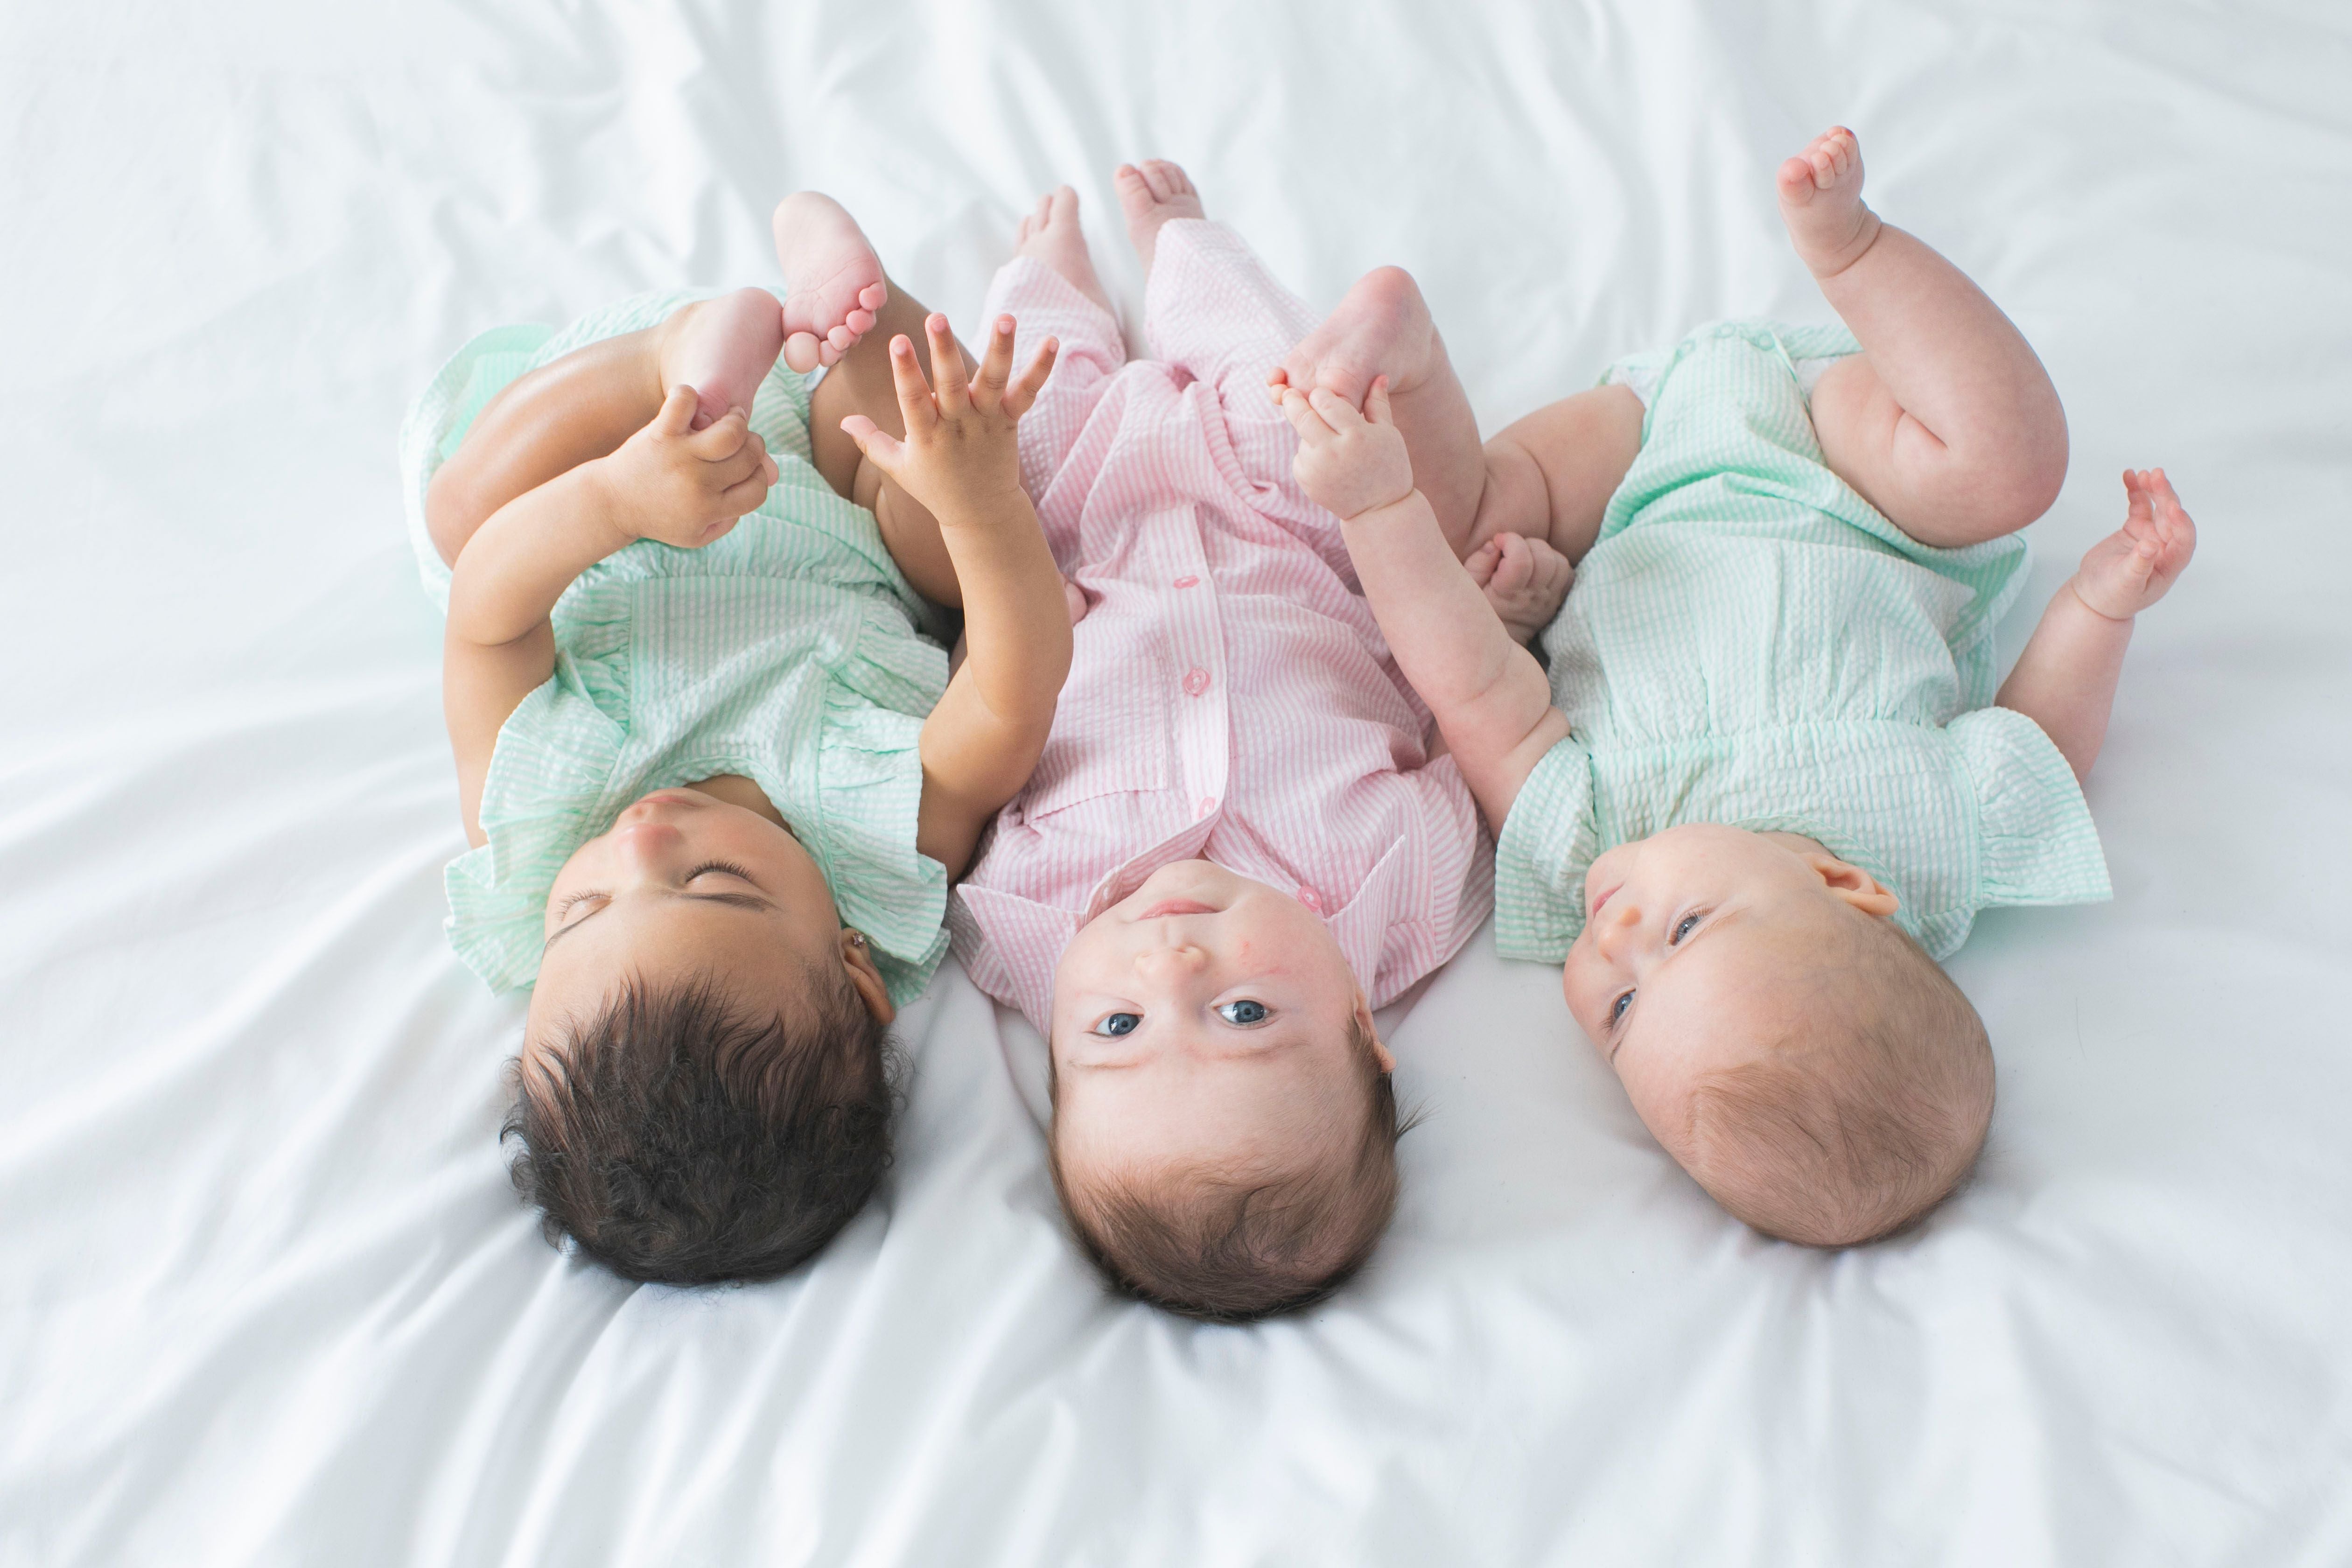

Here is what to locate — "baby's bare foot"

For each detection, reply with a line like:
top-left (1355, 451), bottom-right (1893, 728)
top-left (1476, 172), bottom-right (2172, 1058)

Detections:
top-left (658, 287), bottom-right (786, 431)
top-left (1269, 266), bottom-right (1444, 410)
top-left (1466, 531), bottom-right (1575, 644)
top-left (772, 191), bottom-right (890, 373)
top-left (1114, 160), bottom-right (1205, 279)
top-left (1015, 186), bottom-right (1113, 314)
top-left (1777, 126), bottom-right (1882, 280)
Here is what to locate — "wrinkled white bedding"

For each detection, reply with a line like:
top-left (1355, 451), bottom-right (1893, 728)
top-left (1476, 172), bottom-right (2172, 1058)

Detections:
top-left (4, 2), bottom-right (2349, 1563)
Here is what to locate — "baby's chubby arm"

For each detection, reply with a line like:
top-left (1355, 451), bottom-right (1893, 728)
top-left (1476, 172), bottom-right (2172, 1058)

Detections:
top-left (442, 389), bottom-right (776, 845)
top-left (841, 314), bottom-right (1070, 879)
top-left (1995, 468), bottom-right (2196, 781)
top-left (1281, 379), bottom-right (1570, 833)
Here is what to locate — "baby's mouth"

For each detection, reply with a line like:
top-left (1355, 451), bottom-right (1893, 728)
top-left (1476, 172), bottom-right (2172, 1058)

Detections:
top-left (1586, 882), bottom-right (1623, 921)
top-left (1134, 899), bottom-right (1217, 921)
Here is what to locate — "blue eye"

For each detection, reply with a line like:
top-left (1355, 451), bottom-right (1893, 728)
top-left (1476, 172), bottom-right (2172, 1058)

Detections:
top-left (1094, 1012), bottom-right (1141, 1037)
top-left (1671, 913), bottom-right (1701, 944)
top-left (1610, 990), bottom-right (1635, 1026)
top-left (1217, 999), bottom-right (1269, 1026)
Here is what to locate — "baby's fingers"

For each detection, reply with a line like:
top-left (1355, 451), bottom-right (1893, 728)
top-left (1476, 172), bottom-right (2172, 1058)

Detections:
top-left (714, 472), bottom-right (770, 519)
top-left (1364, 376), bottom-right (1395, 429)
top-left (840, 413), bottom-right (906, 473)
top-left (2146, 468), bottom-right (2196, 557)
top-left (1002, 336), bottom-right (1059, 420)
top-left (1306, 386), bottom-right (1366, 434)
top-left (887, 336), bottom-right (939, 434)
top-left (972, 316), bottom-right (1017, 408)
top-left (706, 430), bottom-right (770, 489)
top-left (1278, 387), bottom-right (1336, 444)
top-left (688, 410), bottom-right (754, 461)
top-left (924, 314), bottom-right (970, 413)
top-left (654, 384), bottom-right (703, 437)
top-left (1488, 531), bottom-right (1534, 591)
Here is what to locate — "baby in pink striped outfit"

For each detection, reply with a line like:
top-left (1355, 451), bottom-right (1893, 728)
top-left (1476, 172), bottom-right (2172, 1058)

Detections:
top-left (878, 163), bottom-right (1558, 1321)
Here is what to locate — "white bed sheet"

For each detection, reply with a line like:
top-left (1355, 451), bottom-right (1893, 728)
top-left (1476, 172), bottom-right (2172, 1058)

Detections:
top-left (4, 1), bottom-right (2350, 1563)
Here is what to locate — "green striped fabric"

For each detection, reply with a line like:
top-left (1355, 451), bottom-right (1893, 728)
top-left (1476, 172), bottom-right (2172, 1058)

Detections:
top-left (1494, 320), bottom-right (2109, 964)
top-left (399, 291), bottom-right (951, 1002)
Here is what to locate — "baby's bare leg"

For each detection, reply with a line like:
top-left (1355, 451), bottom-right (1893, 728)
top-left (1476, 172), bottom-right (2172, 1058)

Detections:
top-left (1271, 267), bottom-right (1490, 553)
top-left (1782, 128), bottom-right (2068, 547)
top-left (1465, 384), bottom-right (1645, 564)
top-left (1452, 385), bottom-right (1644, 641)
top-left (424, 292), bottom-right (781, 566)
top-left (786, 194), bottom-right (979, 607)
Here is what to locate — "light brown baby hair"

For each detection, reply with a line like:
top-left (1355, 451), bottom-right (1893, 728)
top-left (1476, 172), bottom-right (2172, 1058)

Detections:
top-left (1684, 911), bottom-right (1994, 1247)
top-left (1049, 1014), bottom-right (1402, 1323)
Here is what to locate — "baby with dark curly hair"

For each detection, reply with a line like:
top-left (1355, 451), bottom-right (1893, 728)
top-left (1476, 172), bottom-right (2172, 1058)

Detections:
top-left (405, 195), bottom-right (1072, 1282)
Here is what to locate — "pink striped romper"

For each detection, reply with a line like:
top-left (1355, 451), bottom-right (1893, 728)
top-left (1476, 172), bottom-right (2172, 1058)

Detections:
top-left (946, 221), bottom-right (1493, 1033)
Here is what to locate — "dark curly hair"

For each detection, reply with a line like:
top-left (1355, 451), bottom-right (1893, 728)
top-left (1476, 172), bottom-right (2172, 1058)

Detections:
top-left (503, 969), bottom-right (897, 1284)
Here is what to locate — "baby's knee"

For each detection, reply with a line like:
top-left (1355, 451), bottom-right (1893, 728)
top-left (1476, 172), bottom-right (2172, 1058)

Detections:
top-left (424, 462), bottom-right (483, 567)
top-left (1960, 419), bottom-right (2070, 539)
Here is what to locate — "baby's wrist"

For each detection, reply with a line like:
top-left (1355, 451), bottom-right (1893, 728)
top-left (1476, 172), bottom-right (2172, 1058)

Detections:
top-left (2065, 575), bottom-right (2136, 625)
top-left (1342, 487), bottom-right (1423, 525)
top-left (931, 483), bottom-right (1034, 533)
top-left (574, 460), bottom-right (644, 547)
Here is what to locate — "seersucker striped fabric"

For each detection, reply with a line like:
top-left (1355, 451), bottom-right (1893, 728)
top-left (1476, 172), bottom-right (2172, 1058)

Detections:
top-left (1493, 319), bottom-right (2111, 966)
top-left (399, 290), bottom-right (952, 1003)
top-left (946, 222), bottom-right (1491, 1033)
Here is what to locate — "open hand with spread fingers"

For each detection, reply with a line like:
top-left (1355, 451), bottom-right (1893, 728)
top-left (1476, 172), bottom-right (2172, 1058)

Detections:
top-left (839, 312), bottom-right (1057, 529)
top-left (2072, 468), bottom-right (2198, 621)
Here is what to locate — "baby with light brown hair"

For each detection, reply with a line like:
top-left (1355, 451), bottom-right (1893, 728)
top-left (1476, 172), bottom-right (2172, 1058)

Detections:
top-left (1280, 128), bottom-right (2195, 1244)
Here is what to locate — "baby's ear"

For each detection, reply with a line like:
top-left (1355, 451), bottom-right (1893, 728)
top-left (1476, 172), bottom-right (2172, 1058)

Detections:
top-left (839, 929), bottom-right (897, 1025)
top-left (1804, 851), bottom-right (1901, 917)
top-left (1352, 990), bottom-right (1395, 1073)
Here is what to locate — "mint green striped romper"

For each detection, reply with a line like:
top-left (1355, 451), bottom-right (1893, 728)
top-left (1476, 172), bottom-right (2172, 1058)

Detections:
top-left (1493, 320), bottom-right (2109, 964)
top-left (399, 291), bottom-right (951, 1003)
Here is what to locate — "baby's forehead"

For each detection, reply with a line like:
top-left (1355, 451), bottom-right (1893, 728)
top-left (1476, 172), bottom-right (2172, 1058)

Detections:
top-left (1639, 917), bottom-right (1839, 1044)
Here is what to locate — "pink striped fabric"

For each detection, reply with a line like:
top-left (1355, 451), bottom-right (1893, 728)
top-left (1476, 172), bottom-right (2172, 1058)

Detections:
top-left (946, 221), bottom-right (1492, 1032)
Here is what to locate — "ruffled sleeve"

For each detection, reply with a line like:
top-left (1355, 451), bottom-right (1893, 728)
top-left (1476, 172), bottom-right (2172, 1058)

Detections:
top-left (1491, 736), bottom-right (1601, 964)
top-left (797, 659), bottom-right (952, 1011)
top-left (444, 616), bottom-right (633, 993)
top-left (1950, 706), bottom-right (2113, 910)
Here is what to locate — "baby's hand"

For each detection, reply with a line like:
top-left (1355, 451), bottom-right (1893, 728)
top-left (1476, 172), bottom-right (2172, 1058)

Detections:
top-left (1281, 376), bottom-right (1415, 520)
top-left (840, 313), bottom-right (1057, 526)
top-left (600, 385), bottom-right (778, 548)
top-left (2072, 468), bottom-right (2197, 620)
top-left (1466, 531), bottom-right (1575, 644)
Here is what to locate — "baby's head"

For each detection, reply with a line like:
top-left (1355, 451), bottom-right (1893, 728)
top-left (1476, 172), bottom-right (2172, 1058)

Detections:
top-left (1566, 824), bottom-right (1994, 1246)
top-left (507, 787), bottom-right (900, 1284)
top-left (1047, 860), bottom-right (1402, 1322)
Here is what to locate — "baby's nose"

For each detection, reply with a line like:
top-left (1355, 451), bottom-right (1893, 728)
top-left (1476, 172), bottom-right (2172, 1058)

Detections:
top-left (1135, 942), bottom-right (1209, 978)
top-left (1594, 902), bottom-right (1641, 955)
top-left (610, 820), bottom-right (684, 867)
